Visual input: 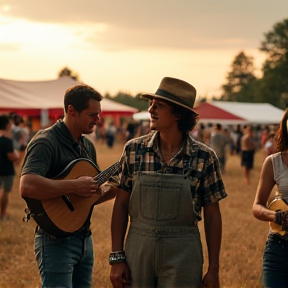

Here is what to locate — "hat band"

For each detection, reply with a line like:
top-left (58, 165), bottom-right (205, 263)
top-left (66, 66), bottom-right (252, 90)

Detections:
top-left (155, 89), bottom-right (191, 108)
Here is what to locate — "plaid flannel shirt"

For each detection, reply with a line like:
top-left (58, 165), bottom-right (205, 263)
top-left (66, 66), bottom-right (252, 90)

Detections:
top-left (109, 130), bottom-right (227, 221)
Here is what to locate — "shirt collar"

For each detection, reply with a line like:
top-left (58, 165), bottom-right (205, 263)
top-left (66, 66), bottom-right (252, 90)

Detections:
top-left (144, 130), bottom-right (196, 157)
top-left (56, 119), bottom-right (84, 146)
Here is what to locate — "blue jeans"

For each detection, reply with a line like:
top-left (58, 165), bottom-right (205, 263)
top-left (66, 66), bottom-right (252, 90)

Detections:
top-left (34, 233), bottom-right (94, 288)
top-left (262, 234), bottom-right (288, 288)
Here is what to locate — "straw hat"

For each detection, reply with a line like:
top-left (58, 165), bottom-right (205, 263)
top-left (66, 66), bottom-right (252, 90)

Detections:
top-left (141, 77), bottom-right (198, 114)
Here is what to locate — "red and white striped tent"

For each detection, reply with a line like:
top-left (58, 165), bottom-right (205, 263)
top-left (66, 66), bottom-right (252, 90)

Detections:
top-left (0, 77), bottom-right (138, 128)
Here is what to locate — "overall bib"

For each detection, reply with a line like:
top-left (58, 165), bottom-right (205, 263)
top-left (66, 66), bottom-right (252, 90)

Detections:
top-left (125, 171), bottom-right (203, 288)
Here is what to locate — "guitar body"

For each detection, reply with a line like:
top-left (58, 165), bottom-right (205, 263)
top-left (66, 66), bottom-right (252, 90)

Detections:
top-left (268, 196), bottom-right (288, 236)
top-left (23, 159), bottom-right (120, 238)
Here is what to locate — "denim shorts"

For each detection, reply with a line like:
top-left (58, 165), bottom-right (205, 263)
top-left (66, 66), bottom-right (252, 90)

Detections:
top-left (262, 234), bottom-right (288, 288)
top-left (34, 233), bottom-right (94, 288)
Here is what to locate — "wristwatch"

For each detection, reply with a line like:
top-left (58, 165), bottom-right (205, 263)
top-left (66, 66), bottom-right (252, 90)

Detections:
top-left (109, 251), bottom-right (126, 265)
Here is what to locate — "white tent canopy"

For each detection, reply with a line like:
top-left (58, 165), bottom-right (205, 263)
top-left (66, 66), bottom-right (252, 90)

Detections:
top-left (0, 77), bottom-right (138, 114)
top-left (133, 101), bottom-right (284, 125)
top-left (133, 110), bottom-right (150, 121)
top-left (210, 101), bottom-right (284, 125)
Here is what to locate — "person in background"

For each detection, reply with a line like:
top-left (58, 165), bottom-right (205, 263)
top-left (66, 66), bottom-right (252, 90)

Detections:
top-left (0, 114), bottom-right (20, 220)
top-left (109, 77), bottom-right (227, 288)
top-left (10, 113), bottom-right (23, 152)
top-left (210, 123), bottom-right (228, 174)
top-left (235, 124), bottom-right (243, 155)
top-left (229, 127), bottom-right (238, 155)
top-left (19, 118), bottom-right (30, 149)
top-left (252, 109), bottom-right (288, 288)
top-left (241, 125), bottom-right (256, 185)
top-left (97, 120), bottom-right (107, 145)
top-left (19, 84), bottom-right (116, 288)
top-left (264, 132), bottom-right (276, 156)
top-left (105, 121), bottom-right (117, 148)
top-left (223, 126), bottom-right (231, 147)
top-left (261, 125), bottom-right (269, 148)
top-left (203, 122), bottom-right (213, 145)
top-left (190, 122), bottom-right (205, 143)
top-left (95, 121), bottom-right (104, 141)
top-left (126, 122), bottom-right (138, 141)
top-left (254, 125), bottom-right (263, 150)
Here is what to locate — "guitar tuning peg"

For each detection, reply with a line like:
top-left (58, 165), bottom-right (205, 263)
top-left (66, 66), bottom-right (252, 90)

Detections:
top-left (22, 216), bottom-right (29, 222)
top-left (24, 207), bottom-right (30, 214)
top-left (23, 208), bottom-right (33, 222)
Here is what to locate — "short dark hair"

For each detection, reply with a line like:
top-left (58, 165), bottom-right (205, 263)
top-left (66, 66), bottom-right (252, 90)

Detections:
top-left (0, 114), bottom-right (10, 130)
top-left (64, 84), bottom-right (103, 113)
top-left (169, 102), bottom-right (198, 133)
top-left (216, 123), bottom-right (222, 131)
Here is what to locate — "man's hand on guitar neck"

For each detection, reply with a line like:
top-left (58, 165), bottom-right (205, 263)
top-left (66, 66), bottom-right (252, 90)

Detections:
top-left (74, 176), bottom-right (99, 198)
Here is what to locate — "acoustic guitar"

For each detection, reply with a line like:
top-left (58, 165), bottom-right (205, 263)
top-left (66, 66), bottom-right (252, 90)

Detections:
top-left (268, 195), bottom-right (288, 236)
top-left (23, 158), bottom-right (121, 238)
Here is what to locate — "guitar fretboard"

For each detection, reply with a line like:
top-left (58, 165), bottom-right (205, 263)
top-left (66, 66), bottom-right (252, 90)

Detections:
top-left (93, 162), bottom-right (121, 186)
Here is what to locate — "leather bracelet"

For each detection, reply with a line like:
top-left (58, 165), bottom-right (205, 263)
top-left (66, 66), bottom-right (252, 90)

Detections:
top-left (109, 251), bottom-right (126, 265)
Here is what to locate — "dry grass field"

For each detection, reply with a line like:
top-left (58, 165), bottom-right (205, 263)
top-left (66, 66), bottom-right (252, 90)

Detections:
top-left (0, 136), bottom-right (269, 288)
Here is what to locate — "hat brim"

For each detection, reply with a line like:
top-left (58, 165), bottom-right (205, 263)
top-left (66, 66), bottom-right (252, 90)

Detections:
top-left (141, 93), bottom-right (198, 115)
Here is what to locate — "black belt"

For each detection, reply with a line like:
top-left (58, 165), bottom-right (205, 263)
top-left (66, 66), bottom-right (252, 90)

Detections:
top-left (35, 226), bottom-right (91, 240)
top-left (269, 233), bottom-right (288, 242)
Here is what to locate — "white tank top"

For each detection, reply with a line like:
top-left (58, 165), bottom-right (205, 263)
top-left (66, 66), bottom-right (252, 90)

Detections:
top-left (271, 152), bottom-right (288, 202)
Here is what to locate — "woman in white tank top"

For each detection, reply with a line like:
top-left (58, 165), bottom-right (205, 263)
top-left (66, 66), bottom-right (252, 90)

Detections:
top-left (252, 108), bottom-right (288, 288)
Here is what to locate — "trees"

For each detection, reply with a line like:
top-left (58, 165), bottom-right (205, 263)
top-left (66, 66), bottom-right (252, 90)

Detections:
top-left (221, 51), bottom-right (256, 102)
top-left (259, 18), bottom-right (288, 108)
top-left (220, 18), bottom-right (288, 108)
top-left (260, 19), bottom-right (288, 66)
top-left (105, 92), bottom-right (149, 111)
top-left (58, 67), bottom-right (79, 81)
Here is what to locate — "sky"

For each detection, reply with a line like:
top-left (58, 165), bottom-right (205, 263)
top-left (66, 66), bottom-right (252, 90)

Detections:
top-left (1, 0), bottom-right (288, 100)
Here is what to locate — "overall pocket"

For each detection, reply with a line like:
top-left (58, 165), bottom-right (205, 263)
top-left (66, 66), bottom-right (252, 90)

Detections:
top-left (139, 182), bottom-right (183, 221)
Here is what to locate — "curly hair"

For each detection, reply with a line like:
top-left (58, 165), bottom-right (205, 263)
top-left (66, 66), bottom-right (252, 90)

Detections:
top-left (169, 102), bottom-right (198, 133)
top-left (274, 108), bottom-right (288, 152)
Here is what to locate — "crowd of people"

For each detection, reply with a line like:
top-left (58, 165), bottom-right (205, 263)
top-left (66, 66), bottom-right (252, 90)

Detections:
top-left (94, 118), bottom-right (149, 149)
top-left (0, 113), bottom-right (34, 220)
top-left (191, 121), bottom-right (277, 186)
top-left (0, 77), bottom-right (285, 288)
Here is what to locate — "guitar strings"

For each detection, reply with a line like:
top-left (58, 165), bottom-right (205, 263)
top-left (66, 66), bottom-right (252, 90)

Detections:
top-left (94, 163), bottom-right (120, 185)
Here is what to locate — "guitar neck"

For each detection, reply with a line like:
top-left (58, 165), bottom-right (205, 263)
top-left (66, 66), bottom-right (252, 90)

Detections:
top-left (93, 163), bottom-right (120, 186)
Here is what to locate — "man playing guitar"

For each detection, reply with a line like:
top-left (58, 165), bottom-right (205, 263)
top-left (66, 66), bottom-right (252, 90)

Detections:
top-left (20, 84), bottom-right (116, 288)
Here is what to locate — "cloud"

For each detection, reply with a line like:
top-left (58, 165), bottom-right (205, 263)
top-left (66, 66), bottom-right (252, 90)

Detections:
top-left (4, 0), bottom-right (288, 51)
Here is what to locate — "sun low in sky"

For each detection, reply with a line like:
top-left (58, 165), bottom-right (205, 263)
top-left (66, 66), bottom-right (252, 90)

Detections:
top-left (1, 0), bottom-right (288, 100)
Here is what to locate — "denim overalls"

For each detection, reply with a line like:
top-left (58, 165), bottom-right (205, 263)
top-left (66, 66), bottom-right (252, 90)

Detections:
top-left (125, 171), bottom-right (203, 288)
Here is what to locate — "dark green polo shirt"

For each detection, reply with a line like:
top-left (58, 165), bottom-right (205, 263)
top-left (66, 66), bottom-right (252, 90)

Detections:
top-left (21, 120), bottom-right (98, 179)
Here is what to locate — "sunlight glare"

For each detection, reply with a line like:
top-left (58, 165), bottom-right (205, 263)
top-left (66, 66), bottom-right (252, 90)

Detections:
top-left (2, 5), bottom-right (10, 12)
top-left (0, 16), bottom-right (108, 49)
